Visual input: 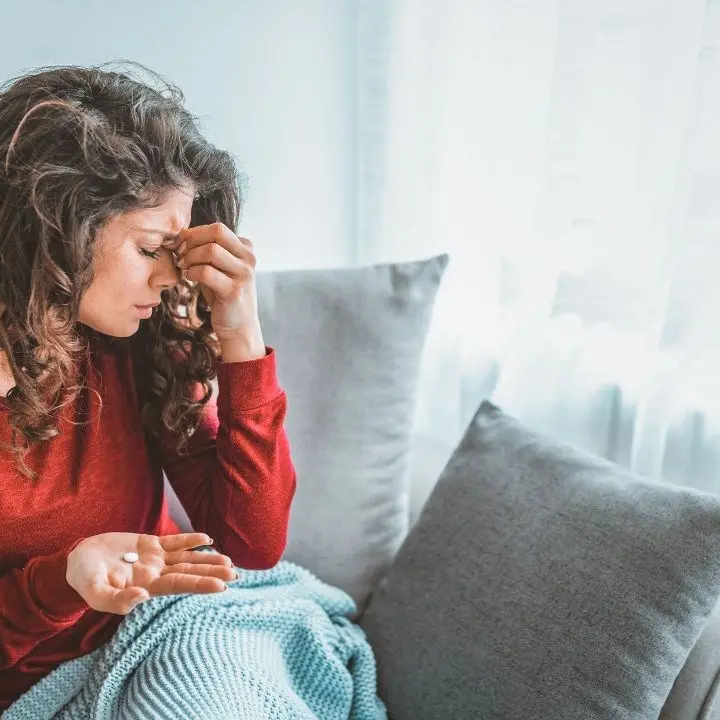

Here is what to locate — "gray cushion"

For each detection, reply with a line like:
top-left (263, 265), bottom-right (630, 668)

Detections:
top-left (659, 598), bottom-right (720, 719)
top-left (255, 254), bottom-right (448, 616)
top-left (360, 400), bottom-right (720, 719)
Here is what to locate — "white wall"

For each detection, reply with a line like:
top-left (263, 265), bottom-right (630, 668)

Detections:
top-left (0, 0), bottom-right (357, 270)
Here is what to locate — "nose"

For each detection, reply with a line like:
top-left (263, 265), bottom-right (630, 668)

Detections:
top-left (149, 248), bottom-right (182, 291)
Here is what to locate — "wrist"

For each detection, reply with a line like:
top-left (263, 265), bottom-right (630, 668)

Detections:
top-left (218, 326), bottom-right (267, 363)
top-left (65, 538), bottom-right (89, 592)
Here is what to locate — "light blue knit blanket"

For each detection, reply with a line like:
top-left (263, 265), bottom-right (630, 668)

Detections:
top-left (4, 560), bottom-right (387, 719)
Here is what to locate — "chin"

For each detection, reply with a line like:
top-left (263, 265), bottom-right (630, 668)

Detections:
top-left (80, 319), bottom-right (140, 338)
top-left (113, 325), bottom-right (142, 338)
top-left (114, 320), bottom-right (143, 337)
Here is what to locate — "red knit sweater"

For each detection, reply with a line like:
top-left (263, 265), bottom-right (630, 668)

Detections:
top-left (0, 337), bottom-right (296, 710)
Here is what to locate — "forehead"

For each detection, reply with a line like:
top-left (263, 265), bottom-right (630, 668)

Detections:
top-left (125, 187), bottom-right (195, 234)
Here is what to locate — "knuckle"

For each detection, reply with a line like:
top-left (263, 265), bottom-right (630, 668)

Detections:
top-left (166, 576), bottom-right (179, 593)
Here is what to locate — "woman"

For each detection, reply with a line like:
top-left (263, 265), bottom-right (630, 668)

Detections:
top-left (0, 64), bottom-right (297, 710)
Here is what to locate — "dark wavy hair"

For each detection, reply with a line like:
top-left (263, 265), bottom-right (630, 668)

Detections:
top-left (0, 62), bottom-right (247, 480)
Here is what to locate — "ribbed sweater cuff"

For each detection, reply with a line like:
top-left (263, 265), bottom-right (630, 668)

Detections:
top-left (216, 346), bottom-right (283, 417)
top-left (27, 541), bottom-right (90, 622)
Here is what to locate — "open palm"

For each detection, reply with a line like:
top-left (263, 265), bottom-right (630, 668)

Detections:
top-left (66, 532), bottom-right (236, 615)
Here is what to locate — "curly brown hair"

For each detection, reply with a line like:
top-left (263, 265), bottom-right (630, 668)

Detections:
top-left (0, 62), bottom-right (247, 480)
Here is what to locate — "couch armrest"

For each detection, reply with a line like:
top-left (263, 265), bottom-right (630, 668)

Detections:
top-left (660, 600), bottom-right (720, 720)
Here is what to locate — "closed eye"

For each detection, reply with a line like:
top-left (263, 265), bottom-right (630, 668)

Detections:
top-left (139, 248), bottom-right (161, 260)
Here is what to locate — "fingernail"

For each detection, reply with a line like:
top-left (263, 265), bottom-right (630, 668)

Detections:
top-left (208, 538), bottom-right (214, 545)
top-left (176, 256), bottom-right (185, 268)
top-left (177, 241), bottom-right (187, 256)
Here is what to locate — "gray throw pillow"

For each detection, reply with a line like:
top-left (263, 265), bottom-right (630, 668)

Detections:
top-left (360, 400), bottom-right (720, 719)
top-left (254, 254), bottom-right (448, 616)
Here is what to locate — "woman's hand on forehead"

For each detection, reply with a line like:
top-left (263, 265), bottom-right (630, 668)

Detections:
top-left (166, 222), bottom-right (265, 361)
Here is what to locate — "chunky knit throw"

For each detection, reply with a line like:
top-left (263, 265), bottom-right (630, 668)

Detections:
top-left (3, 561), bottom-right (387, 719)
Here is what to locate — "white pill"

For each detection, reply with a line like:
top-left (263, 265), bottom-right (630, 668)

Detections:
top-left (123, 552), bottom-right (139, 563)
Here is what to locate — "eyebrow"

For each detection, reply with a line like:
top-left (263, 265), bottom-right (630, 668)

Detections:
top-left (131, 226), bottom-right (181, 244)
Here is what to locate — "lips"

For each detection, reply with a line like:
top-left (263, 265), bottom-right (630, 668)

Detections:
top-left (135, 302), bottom-right (161, 309)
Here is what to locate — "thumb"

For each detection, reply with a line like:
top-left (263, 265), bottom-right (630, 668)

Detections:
top-left (115, 586), bottom-right (150, 615)
top-left (91, 584), bottom-right (150, 615)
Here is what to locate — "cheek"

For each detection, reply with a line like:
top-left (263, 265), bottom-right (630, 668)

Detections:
top-left (120, 256), bottom-right (152, 288)
top-left (92, 251), bottom-right (150, 299)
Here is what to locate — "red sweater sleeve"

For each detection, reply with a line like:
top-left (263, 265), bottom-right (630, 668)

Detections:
top-left (0, 543), bottom-right (89, 669)
top-left (158, 347), bottom-right (297, 570)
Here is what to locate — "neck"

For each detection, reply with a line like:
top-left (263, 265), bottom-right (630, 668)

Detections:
top-left (0, 353), bottom-right (13, 398)
top-left (0, 304), bottom-right (14, 396)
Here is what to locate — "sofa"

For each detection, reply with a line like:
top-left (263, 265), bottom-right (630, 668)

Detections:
top-left (166, 253), bottom-right (720, 719)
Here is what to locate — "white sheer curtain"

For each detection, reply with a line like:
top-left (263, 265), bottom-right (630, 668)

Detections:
top-left (356, 0), bottom-right (720, 491)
